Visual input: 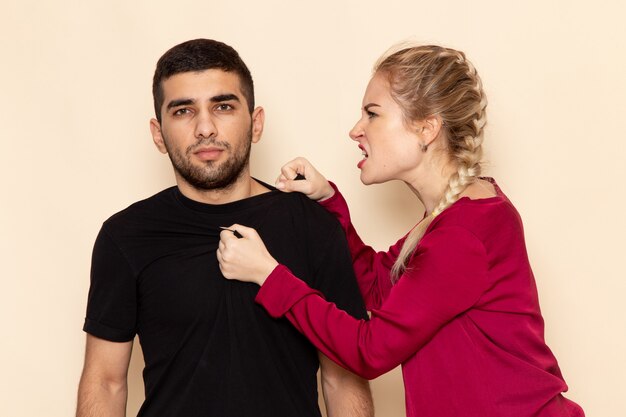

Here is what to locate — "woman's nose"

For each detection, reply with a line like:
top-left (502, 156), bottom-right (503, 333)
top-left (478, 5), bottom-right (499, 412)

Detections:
top-left (349, 118), bottom-right (364, 141)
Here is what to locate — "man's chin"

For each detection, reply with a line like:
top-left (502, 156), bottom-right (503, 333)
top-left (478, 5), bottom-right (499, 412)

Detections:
top-left (181, 168), bottom-right (246, 191)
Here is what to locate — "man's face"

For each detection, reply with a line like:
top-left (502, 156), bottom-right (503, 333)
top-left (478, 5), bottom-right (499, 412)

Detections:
top-left (150, 69), bottom-right (263, 191)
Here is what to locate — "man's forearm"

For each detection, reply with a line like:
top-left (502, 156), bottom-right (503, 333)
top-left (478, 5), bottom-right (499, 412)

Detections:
top-left (76, 376), bottom-right (127, 417)
top-left (76, 335), bottom-right (133, 417)
top-left (323, 376), bottom-right (373, 417)
top-left (320, 354), bottom-right (374, 417)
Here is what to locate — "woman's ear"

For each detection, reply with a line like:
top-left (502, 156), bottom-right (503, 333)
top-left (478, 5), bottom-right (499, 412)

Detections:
top-left (417, 114), bottom-right (443, 147)
top-left (412, 115), bottom-right (444, 152)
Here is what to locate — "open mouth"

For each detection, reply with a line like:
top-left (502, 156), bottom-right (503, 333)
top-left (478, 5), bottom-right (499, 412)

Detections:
top-left (357, 146), bottom-right (368, 168)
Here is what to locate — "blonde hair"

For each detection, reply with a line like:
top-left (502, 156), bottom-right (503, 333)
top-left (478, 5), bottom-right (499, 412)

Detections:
top-left (375, 45), bottom-right (488, 280)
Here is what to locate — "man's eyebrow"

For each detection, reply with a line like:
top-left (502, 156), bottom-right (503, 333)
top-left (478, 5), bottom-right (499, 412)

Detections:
top-left (166, 94), bottom-right (240, 110)
top-left (364, 103), bottom-right (381, 111)
top-left (167, 98), bottom-right (194, 110)
top-left (211, 94), bottom-right (240, 103)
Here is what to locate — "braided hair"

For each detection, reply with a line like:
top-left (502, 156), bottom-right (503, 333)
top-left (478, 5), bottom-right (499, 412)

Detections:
top-left (375, 45), bottom-right (488, 280)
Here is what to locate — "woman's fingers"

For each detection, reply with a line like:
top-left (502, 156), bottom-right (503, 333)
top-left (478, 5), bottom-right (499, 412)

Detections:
top-left (217, 225), bottom-right (277, 285)
top-left (275, 157), bottom-right (334, 200)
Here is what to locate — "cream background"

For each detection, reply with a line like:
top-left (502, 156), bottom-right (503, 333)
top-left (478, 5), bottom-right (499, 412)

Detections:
top-left (2, 1), bottom-right (624, 416)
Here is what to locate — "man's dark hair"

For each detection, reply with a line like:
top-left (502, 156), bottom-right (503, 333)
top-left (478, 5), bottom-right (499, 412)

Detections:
top-left (152, 39), bottom-right (255, 122)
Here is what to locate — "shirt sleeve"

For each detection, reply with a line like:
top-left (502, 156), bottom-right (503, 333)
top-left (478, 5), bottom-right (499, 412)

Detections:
top-left (318, 182), bottom-right (405, 309)
top-left (255, 225), bottom-right (489, 379)
top-left (308, 220), bottom-right (369, 320)
top-left (83, 226), bottom-right (137, 342)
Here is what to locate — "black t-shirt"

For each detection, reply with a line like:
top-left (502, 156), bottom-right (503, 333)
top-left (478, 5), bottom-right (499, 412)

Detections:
top-left (84, 182), bottom-right (368, 417)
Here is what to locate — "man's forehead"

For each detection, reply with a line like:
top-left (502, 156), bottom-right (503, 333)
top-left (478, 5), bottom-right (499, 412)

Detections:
top-left (161, 69), bottom-right (244, 99)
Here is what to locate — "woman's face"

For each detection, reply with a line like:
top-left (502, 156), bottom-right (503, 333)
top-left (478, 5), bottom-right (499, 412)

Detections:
top-left (349, 72), bottom-right (423, 185)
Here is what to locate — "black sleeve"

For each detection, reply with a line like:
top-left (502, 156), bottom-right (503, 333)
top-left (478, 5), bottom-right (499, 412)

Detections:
top-left (310, 221), bottom-right (369, 321)
top-left (83, 226), bottom-right (137, 342)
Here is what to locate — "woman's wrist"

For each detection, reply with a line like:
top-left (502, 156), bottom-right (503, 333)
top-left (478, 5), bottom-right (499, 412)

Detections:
top-left (257, 260), bottom-right (279, 286)
top-left (317, 181), bottom-right (341, 205)
top-left (317, 182), bottom-right (336, 202)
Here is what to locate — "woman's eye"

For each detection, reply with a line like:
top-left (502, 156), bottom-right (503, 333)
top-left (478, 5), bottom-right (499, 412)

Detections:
top-left (366, 111), bottom-right (377, 119)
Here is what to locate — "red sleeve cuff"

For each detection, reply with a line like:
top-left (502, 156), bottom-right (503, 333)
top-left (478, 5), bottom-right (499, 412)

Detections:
top-left (318, 181), bottom-right (344, 210)
top-left (255, 264), bottom-right (322, 318)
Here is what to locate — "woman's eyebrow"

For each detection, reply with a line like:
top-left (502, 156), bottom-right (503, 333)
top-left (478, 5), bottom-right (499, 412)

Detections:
top-left (364, 103), bottom-right (381, 111)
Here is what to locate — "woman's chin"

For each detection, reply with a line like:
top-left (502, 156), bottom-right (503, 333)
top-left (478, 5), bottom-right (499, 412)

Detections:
top-left (360, 172), bottom-right (379, 186)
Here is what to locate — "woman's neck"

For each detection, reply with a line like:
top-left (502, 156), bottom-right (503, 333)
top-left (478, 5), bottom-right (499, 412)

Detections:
top-left (406, 161), bottom-right (456, 215)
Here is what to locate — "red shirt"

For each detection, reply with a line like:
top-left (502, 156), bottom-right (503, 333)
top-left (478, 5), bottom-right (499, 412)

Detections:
top-left (256, 180), bottom-right (584, 417)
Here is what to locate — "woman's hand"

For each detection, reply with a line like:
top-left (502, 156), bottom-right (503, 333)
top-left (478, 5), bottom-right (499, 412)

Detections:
top-left (217, 224), bottom-right (279, 286)
top-left (275, 157), bottom-right (335, 201)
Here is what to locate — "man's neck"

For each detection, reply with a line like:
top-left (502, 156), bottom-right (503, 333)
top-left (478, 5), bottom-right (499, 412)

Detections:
top-left (176, 173), bottom-right (269, 205)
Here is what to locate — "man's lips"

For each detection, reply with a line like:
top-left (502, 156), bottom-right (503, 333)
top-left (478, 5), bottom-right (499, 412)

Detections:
top-left (193, 147), bottom-right (224, 161)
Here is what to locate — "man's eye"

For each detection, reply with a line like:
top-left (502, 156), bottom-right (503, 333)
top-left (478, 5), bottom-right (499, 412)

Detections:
top-left (173, 108), bottom-right (191, 116)
top-left (216, 104), bottom-right (233, 111)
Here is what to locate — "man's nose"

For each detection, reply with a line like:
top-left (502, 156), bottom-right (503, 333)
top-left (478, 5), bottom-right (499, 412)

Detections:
top-left (195, 111), bottom-right (217, 139)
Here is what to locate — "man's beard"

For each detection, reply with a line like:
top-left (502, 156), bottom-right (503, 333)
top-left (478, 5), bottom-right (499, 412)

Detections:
top-left (163, 128), bottom-right (252, 191)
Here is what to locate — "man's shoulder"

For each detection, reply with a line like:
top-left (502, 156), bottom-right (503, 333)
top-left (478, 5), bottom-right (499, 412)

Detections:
top-left (261, 192), bottom-right (347, 253)
top-left (271, 190), bottom-right (338, 225)
top-left (102, 186), bottom-right (177, 229)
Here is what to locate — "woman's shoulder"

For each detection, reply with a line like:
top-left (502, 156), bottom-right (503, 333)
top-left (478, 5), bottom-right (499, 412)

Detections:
top-left (461, 178), bottom-right (498, 200)
top-left (430, 178), bottom-right (523, 239)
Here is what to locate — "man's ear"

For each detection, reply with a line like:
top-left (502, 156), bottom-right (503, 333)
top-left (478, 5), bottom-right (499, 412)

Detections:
top-left (150, 118), bottom-right (168, 154)
top-left (250, 107), bottom-right (265, 144)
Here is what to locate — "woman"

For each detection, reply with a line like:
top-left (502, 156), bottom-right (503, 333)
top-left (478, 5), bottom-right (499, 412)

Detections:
top-left (217, 45), bottom-right (584, 417)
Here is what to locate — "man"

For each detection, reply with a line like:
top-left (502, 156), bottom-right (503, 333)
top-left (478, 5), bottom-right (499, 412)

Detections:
top-left (76, 39), bottom-right (373, 417)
